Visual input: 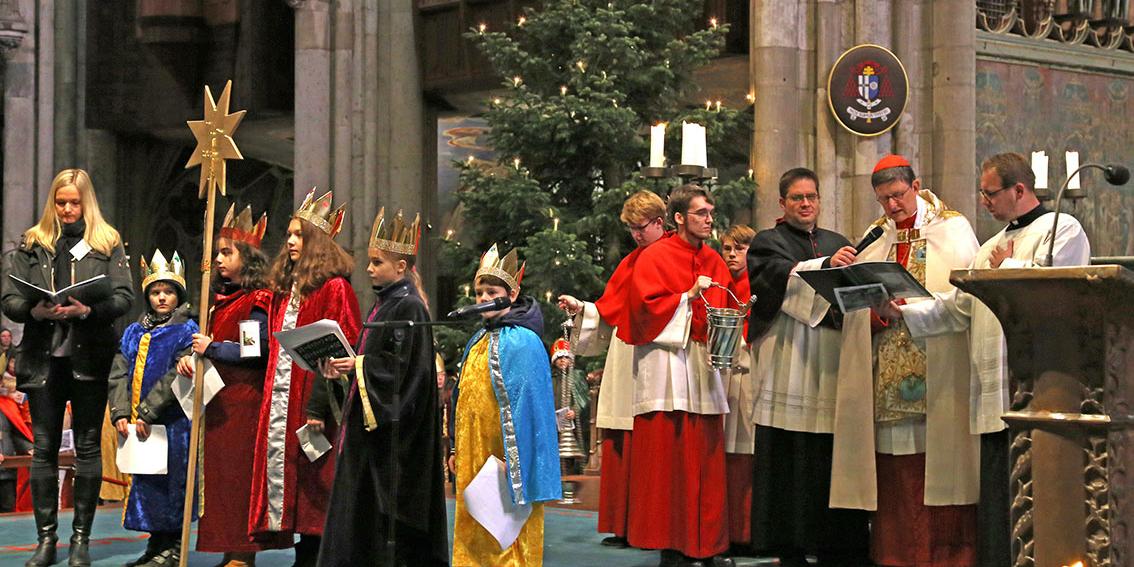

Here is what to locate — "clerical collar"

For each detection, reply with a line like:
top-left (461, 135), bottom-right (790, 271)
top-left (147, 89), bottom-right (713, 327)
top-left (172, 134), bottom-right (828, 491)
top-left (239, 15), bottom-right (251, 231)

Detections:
top-left (777, 220), bottom-right (818, 237)
top-left (1008, 204), bottom-right (1048, 230)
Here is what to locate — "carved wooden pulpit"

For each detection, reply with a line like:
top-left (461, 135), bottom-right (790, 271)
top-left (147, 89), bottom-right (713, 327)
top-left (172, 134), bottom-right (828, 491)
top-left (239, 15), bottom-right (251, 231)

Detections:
top-left (952, 265), bottom-right (1134, 567)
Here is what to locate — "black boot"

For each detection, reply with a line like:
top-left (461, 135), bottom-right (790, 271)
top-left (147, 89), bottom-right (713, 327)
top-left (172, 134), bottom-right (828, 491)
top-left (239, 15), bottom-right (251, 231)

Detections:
top-left (124, 533), bottom-right (166, 567)
top-left (68, 476), bottom-right (101, 567)
top-left (137, 532), bottom-right (180, 567)
top-left (25, 475), bottom-right (59, 567)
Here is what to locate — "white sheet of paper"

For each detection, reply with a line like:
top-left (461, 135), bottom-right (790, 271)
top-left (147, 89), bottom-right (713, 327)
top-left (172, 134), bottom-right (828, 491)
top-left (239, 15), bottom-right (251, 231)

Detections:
top-left (172, 356), bottom-right (225, 421)
top-left (296, 424), bottom-right (332, 462)
top-left (555, 407), bottom-right (574, 431)
top-left (463, 456), bottom-right (532, 551)
top-left (58, 429), bottom-right (74, 453)
top-left (115, 425), bottom-right (168, 475)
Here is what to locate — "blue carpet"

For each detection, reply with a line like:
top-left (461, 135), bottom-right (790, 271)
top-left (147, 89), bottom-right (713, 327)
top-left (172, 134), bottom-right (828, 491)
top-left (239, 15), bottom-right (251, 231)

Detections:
top-left (0, 500), bottom-right (662, 566)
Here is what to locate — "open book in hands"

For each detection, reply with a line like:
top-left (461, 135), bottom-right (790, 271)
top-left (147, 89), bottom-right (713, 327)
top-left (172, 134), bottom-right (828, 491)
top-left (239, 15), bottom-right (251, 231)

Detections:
top-left (274, 319), bottom-right (356, 372)
top-left (796, 261), bottom-right (930, 313)
top-left (8, 274), bottom-right (111, 306)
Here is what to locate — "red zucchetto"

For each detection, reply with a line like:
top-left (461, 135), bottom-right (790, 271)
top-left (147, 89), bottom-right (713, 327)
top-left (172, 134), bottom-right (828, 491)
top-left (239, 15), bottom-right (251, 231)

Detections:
top-left (873, 154), bottom-right (912, 173)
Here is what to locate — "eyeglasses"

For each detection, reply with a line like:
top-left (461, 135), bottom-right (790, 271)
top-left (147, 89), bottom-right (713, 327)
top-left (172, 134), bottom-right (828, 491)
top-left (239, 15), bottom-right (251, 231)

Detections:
top-left (786, 193), bottom-right (820, 203)
top-left (978, 185), bottom-right (1012, 201)
top-left (875, 185), bottom-right (913, 204)
top-left (686, 209), bottom-right (714, 219)
top-left (624, 217), bottom-right (660, 233)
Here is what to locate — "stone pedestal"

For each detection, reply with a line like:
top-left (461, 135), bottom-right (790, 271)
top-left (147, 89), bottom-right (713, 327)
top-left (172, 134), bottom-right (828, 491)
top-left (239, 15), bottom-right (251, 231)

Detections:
top-left (952, 266), bottom-right (1134, 567)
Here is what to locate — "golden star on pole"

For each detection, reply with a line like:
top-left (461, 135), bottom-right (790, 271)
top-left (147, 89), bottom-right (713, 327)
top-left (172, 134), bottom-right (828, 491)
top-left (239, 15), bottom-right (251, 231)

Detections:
top-left (186, 80), bottom-right (246, 199)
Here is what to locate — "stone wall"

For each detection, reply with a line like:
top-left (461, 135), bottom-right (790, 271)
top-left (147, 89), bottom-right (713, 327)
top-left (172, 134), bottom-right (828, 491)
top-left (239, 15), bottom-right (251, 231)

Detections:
top-left (975, 60), bottom-right (1134, 255)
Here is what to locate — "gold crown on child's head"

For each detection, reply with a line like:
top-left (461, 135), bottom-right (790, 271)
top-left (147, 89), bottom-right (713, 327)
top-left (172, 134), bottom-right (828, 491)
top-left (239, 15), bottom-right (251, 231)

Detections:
top-left (293, 187), bottom-right (346, 238)
top-left (219, 204), bottom-right (268, 249)
top-left (369, 207), bottom-right (421, 256)
top-left (141, 249), bottom-right (186, 292)
top-left (475, 244), bottom-right (524, 291)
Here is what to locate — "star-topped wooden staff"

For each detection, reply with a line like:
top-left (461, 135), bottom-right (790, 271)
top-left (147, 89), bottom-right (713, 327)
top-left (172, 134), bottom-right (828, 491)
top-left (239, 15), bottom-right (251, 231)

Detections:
top-left (180, 80), bottom-right (245, 567)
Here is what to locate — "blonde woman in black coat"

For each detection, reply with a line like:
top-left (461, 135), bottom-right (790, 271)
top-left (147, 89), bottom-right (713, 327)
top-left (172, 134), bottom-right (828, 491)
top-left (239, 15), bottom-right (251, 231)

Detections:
top-left (1, 168), bottom-right (134, 567)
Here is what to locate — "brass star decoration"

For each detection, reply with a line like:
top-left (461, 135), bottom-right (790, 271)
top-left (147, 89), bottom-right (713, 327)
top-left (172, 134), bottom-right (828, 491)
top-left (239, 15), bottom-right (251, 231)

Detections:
top-left (186, 80), bottom-right (246, 199)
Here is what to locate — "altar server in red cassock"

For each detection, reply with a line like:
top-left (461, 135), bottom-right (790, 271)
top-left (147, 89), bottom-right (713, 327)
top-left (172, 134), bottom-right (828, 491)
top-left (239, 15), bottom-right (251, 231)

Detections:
top-left (719, 224), bottom-right (756, 548)
top-left (623, 184), bottom-right (734, 567)
top-left (248, 189), bottom-right (361, 567)
top-left (558, 190), bottom-right (667, 549)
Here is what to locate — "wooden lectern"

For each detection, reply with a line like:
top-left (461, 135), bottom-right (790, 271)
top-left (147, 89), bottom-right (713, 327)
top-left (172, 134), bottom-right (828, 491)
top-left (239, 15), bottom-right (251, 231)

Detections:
top-left (952, 265), bottom-right (1134, 567)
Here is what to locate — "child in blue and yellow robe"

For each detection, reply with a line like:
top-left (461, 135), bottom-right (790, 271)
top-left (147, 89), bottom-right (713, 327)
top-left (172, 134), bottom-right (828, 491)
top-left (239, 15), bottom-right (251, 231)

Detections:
top-left (108, 271), bottom-right (197, 567)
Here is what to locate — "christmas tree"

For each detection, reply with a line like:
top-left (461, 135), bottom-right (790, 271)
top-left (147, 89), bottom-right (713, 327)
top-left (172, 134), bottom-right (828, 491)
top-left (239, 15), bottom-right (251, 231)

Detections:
top-left (436, 0), bottom-right (756, 365)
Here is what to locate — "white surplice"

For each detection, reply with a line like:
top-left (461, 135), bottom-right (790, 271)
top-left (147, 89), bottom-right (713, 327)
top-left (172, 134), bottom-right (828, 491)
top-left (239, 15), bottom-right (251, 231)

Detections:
top-left (751, 257), bottom-right (842, 435)
top-left (899, 211), bottom-right (1091, 435)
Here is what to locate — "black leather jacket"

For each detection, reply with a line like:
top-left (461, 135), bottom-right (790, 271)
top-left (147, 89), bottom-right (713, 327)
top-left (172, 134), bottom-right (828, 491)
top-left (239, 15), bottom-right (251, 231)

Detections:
top-left (1, 239), bottom-right (134, 388)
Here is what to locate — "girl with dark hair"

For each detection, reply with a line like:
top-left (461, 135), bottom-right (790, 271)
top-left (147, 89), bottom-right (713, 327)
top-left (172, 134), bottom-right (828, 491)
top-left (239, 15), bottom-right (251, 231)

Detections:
top-left (176, 205), bottom-right (290, 566)
top-left (248, 190), bottom-right (361, 567)
top-left (1, 168), bottom-right (134, 567)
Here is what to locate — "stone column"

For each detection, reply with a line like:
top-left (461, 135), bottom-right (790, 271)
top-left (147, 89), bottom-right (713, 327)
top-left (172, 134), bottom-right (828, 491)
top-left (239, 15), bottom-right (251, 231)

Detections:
top-left (291, 0), bottom-right (335, 205)
top-left (750, 0), bottom-right (807, 229)
top-left (814, 0), bottom-right (856, 235)
top-left (929, 0), bottom-right (977, 220)
top-left (849, 0), bottom-right (892, 234)
top-left (2, 0), bottom-right (36, 252)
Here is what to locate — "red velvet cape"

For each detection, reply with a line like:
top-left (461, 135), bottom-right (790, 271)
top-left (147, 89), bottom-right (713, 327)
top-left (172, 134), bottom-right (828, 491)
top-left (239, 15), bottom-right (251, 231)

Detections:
top-left (625, 234), bottom-right (731, 345)
top-left (248, 277), bottom-right (361, 538)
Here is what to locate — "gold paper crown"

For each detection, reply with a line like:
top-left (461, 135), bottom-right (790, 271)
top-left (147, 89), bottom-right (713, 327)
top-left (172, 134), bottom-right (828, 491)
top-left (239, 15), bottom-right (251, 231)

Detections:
top-left (141, 249), bottom-right (186, 292)
top-left (475, 244), bottom-right (525, 291)
top-left (293, 187), bottom-right (346, 238)
top-left (369, 207), bottom-right (421, 256)
top-left (219, 204), bottom-right (268, 249)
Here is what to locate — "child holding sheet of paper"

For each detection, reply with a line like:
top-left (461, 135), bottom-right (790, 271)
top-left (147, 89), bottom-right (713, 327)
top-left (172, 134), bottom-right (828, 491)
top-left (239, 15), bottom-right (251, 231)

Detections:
top-left (449, 245), bottom-right (561, 566)
top-left (108, 250), bottom-right (198, 567)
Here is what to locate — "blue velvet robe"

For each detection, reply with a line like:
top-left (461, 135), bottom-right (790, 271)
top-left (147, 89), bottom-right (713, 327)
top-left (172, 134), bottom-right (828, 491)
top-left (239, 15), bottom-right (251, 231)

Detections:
top-left (455, 297), bottom-right (561, 506)
top-left (119, 316), bottom-right (198, 533)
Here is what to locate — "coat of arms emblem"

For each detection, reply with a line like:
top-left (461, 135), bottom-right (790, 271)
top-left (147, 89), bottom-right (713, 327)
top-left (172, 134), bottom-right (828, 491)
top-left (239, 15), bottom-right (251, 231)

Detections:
top-left (827, 45), bottom-right (908, 136)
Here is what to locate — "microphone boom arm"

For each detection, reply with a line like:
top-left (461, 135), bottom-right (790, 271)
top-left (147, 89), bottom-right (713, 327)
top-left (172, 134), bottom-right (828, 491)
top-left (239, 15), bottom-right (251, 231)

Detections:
top-left (1041, 163), bottom-right (1120, 267)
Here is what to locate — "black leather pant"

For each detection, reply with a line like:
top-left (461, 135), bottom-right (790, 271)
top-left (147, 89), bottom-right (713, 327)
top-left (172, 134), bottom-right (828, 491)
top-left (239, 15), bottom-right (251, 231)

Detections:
top-left (26, 358), bottom-right (106, 482)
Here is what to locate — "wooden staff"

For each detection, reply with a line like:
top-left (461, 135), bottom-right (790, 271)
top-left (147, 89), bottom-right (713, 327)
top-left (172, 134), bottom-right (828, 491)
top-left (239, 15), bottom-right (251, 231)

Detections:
top-left (180, 80), bottom-right (246, 567)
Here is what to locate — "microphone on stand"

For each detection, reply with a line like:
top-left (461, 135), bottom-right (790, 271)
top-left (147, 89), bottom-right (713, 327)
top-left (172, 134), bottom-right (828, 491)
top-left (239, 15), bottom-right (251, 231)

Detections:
top-left (447, 297), bottom-right (511, 318)
top-left (854, 226), bottom-right (885, 253)
top-left (1040, 163), bottom-right (1129, 266)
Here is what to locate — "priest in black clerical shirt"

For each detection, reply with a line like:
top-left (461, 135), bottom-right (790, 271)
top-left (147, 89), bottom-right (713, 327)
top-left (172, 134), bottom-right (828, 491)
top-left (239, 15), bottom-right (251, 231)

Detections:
top-left (744, 167), bottom-right (870, 567)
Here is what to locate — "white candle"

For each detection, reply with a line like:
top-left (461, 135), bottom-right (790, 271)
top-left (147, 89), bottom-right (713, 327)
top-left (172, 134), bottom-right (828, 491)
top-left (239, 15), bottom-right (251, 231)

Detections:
top-left (649, 123), bottom-right (666, 168)
top-left (1065, 151), bottom-right (1080, 189)
top-left (1031, 151), bottom-right (1048, 189)
top-left (681, 121), bottom-right (708, 168)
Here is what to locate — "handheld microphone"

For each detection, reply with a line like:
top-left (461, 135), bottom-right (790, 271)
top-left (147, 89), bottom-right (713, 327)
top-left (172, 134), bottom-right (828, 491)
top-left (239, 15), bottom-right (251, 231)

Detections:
top-left (447, 297), bottom-right (511, 318)
top-left (854, 226), bottom-right (885, 253)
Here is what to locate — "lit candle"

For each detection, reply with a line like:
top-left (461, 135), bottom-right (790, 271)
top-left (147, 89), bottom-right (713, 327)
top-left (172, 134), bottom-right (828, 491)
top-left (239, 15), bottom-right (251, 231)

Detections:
top-left (545, 290), bottom-right (553, 302)
top-left (714, 100), bottom-right (722, 112)
top-left (517, 16), bottom-right (526, 26)
top-left (553, 217), bottom-right (560, 231)
top-left (1031, 151), bottom-right (1049, 189)
top-left (478, 23), bottom-right (486, 33)
top-left (463, 284), bottom-right (471, 298)
top-left (1065, 150), bottom-right (1080, 189)
top-left (705, 100), bottom-right (712, 110)
top-left (513, 157), bottom-right (521, 169)
top-left (560, 85), bottom-right (568, 96)
top-left (649, 123), bottom-right (666, 168)
top-left (681, 121), bottom-right (708, 167)
top-left (709, 17), bottom-right (718, 28)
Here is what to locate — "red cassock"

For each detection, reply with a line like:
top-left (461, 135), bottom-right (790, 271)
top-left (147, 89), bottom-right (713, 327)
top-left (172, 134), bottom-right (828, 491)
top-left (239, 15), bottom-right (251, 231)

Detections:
top-left (196, 288), bottom-right (290, 552)
top-left (248, 277), bottom-right (361, 539)
top-left (725, 269), bottom-right (753, 544)
top-left (593, 247), bottom-right (643, 538)
top-left (623, 235), bottom-right (732, 559)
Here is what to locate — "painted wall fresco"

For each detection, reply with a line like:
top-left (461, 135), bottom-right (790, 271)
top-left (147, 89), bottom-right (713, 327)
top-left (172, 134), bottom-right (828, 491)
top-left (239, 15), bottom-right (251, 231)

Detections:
top-left (436, 116), bottom-right (494, 240)
top-left (976, 60), bottom-right (1134, 257)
